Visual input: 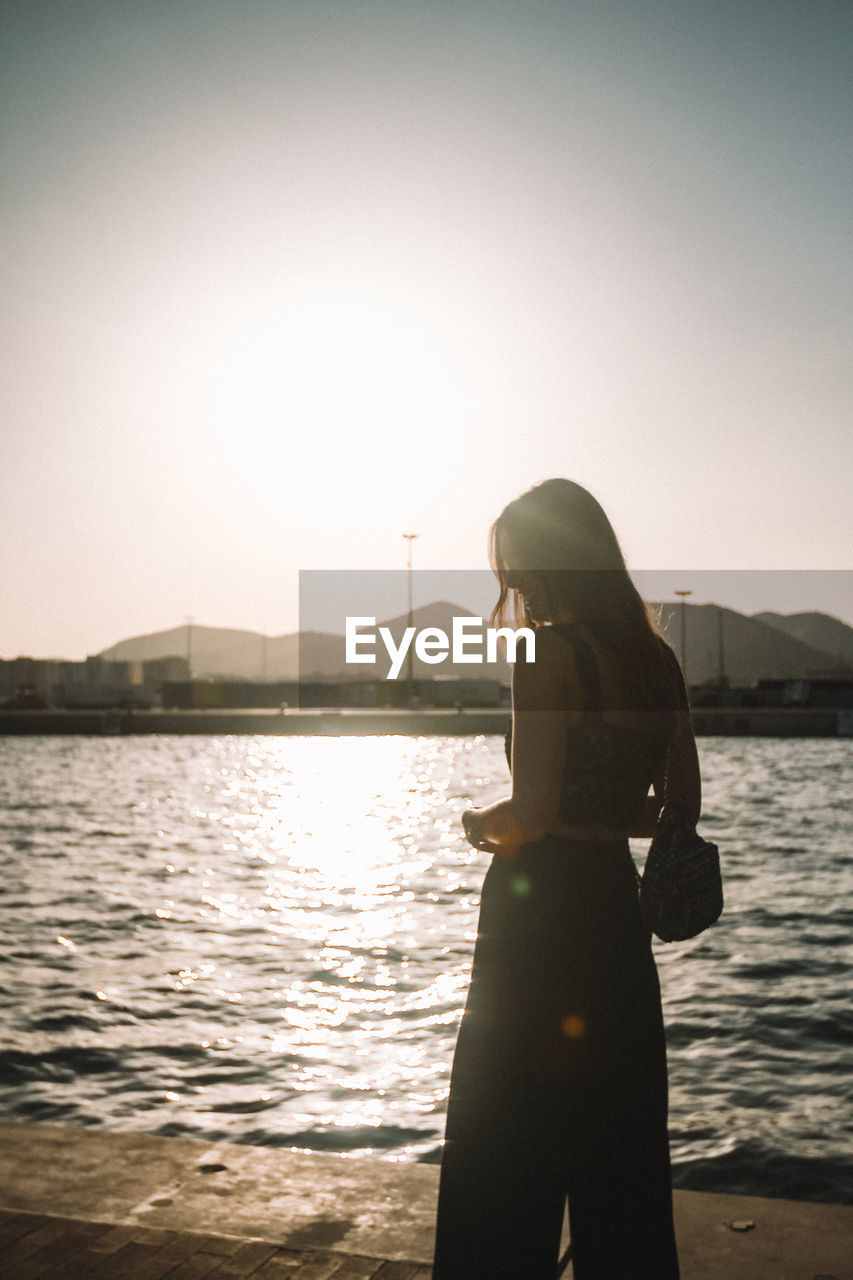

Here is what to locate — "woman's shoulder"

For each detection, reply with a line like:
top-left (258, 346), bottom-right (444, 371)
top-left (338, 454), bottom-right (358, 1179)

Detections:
top-left (541, 621), bottom-right (594, 657)
top-left (511, 624), bottom-right (584, 706)
top-left (546, 621), bottom-right (605, 682)
top-left (530, 623), bottom-right (590, 674)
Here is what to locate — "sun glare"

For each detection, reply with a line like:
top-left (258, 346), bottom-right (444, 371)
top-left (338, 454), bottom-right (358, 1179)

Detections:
top-left (203, 282), bottom-right (474, 510)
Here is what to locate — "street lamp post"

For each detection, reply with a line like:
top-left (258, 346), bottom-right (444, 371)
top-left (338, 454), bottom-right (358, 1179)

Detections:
top-left (674, 590), bottom-right (692, 688)
top-left (402, 533), bottom-right (419, 704)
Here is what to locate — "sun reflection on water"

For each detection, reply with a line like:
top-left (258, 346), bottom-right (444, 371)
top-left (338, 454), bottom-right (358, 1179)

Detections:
top-left (155, 734), bottom-right (499, 1154)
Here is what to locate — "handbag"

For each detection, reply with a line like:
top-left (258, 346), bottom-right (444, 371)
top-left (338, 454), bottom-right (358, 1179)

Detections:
top-left (639, 763), bottom-right (723, 943)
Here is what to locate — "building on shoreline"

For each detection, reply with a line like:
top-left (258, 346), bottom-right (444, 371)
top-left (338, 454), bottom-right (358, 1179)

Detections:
top-left (0, 654), bottom-right (190, 710)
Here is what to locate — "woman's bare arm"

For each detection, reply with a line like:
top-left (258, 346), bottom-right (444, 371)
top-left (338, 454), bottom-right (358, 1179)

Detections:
top-left (652, 655), bottom-right (701, 823)
top-left (462, 629), bottom-right (575, 854)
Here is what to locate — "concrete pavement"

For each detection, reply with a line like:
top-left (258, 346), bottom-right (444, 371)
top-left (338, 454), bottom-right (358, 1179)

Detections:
top-left (0, 1122), bottom-right (849, 1278)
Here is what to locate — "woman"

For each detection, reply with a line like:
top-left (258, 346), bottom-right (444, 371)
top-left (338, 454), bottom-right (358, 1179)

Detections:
top-left (432, 479), bottom-right (699, 1280)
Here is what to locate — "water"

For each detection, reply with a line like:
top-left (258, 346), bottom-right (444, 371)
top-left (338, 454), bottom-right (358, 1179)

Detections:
top-left (0, 734), bottom-right (850, 1204)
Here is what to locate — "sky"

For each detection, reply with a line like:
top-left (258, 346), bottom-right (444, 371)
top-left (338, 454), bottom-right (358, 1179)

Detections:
top-left (2, 0), bottom-right (852, 659)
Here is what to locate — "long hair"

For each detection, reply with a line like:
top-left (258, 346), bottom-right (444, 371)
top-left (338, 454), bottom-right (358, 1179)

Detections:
top-left (489, 478), bottom-right (670, 699)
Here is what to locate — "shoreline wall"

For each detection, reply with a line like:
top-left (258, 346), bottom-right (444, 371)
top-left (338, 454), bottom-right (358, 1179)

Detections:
top-left (0, 707), bottom-right (847, 737)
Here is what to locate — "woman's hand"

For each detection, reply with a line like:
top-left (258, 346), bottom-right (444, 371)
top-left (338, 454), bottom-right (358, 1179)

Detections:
top-left (462, 805), bottom-right (524, 855)
top-left (462, 808), bottom-right (487, 850)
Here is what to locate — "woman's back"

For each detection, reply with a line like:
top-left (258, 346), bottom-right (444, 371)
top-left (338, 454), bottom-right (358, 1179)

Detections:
top-left (506, 623), bottom-right (685, 832)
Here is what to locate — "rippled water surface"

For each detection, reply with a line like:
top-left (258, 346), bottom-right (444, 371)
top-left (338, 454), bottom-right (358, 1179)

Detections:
top-left (0, 734), bottom-right (850, 1202)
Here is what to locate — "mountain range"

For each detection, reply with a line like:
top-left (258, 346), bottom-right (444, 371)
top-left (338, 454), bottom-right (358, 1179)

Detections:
top-left (100, 602), bottom-right (853, 687)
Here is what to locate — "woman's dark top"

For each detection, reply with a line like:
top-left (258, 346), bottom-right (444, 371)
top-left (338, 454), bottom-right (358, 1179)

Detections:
top-left (505, 624), bottom-right (683, 829)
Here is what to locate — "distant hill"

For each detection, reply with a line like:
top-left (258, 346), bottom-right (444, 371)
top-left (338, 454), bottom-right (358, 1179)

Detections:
top-left (100, 603), bottom-right (512, 683)
top-left (100, 603), bottom-right (853, 686)
top-left (653, 603), bottom-right (851, 685)
top-left (101, 625), bottom-right (279, 680)
top-left (753, 612), bottom-right (853, 668)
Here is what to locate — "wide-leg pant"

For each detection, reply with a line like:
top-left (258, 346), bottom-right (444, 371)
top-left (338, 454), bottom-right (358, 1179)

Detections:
top-left (432, 836), bottom-right (680, 1280)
